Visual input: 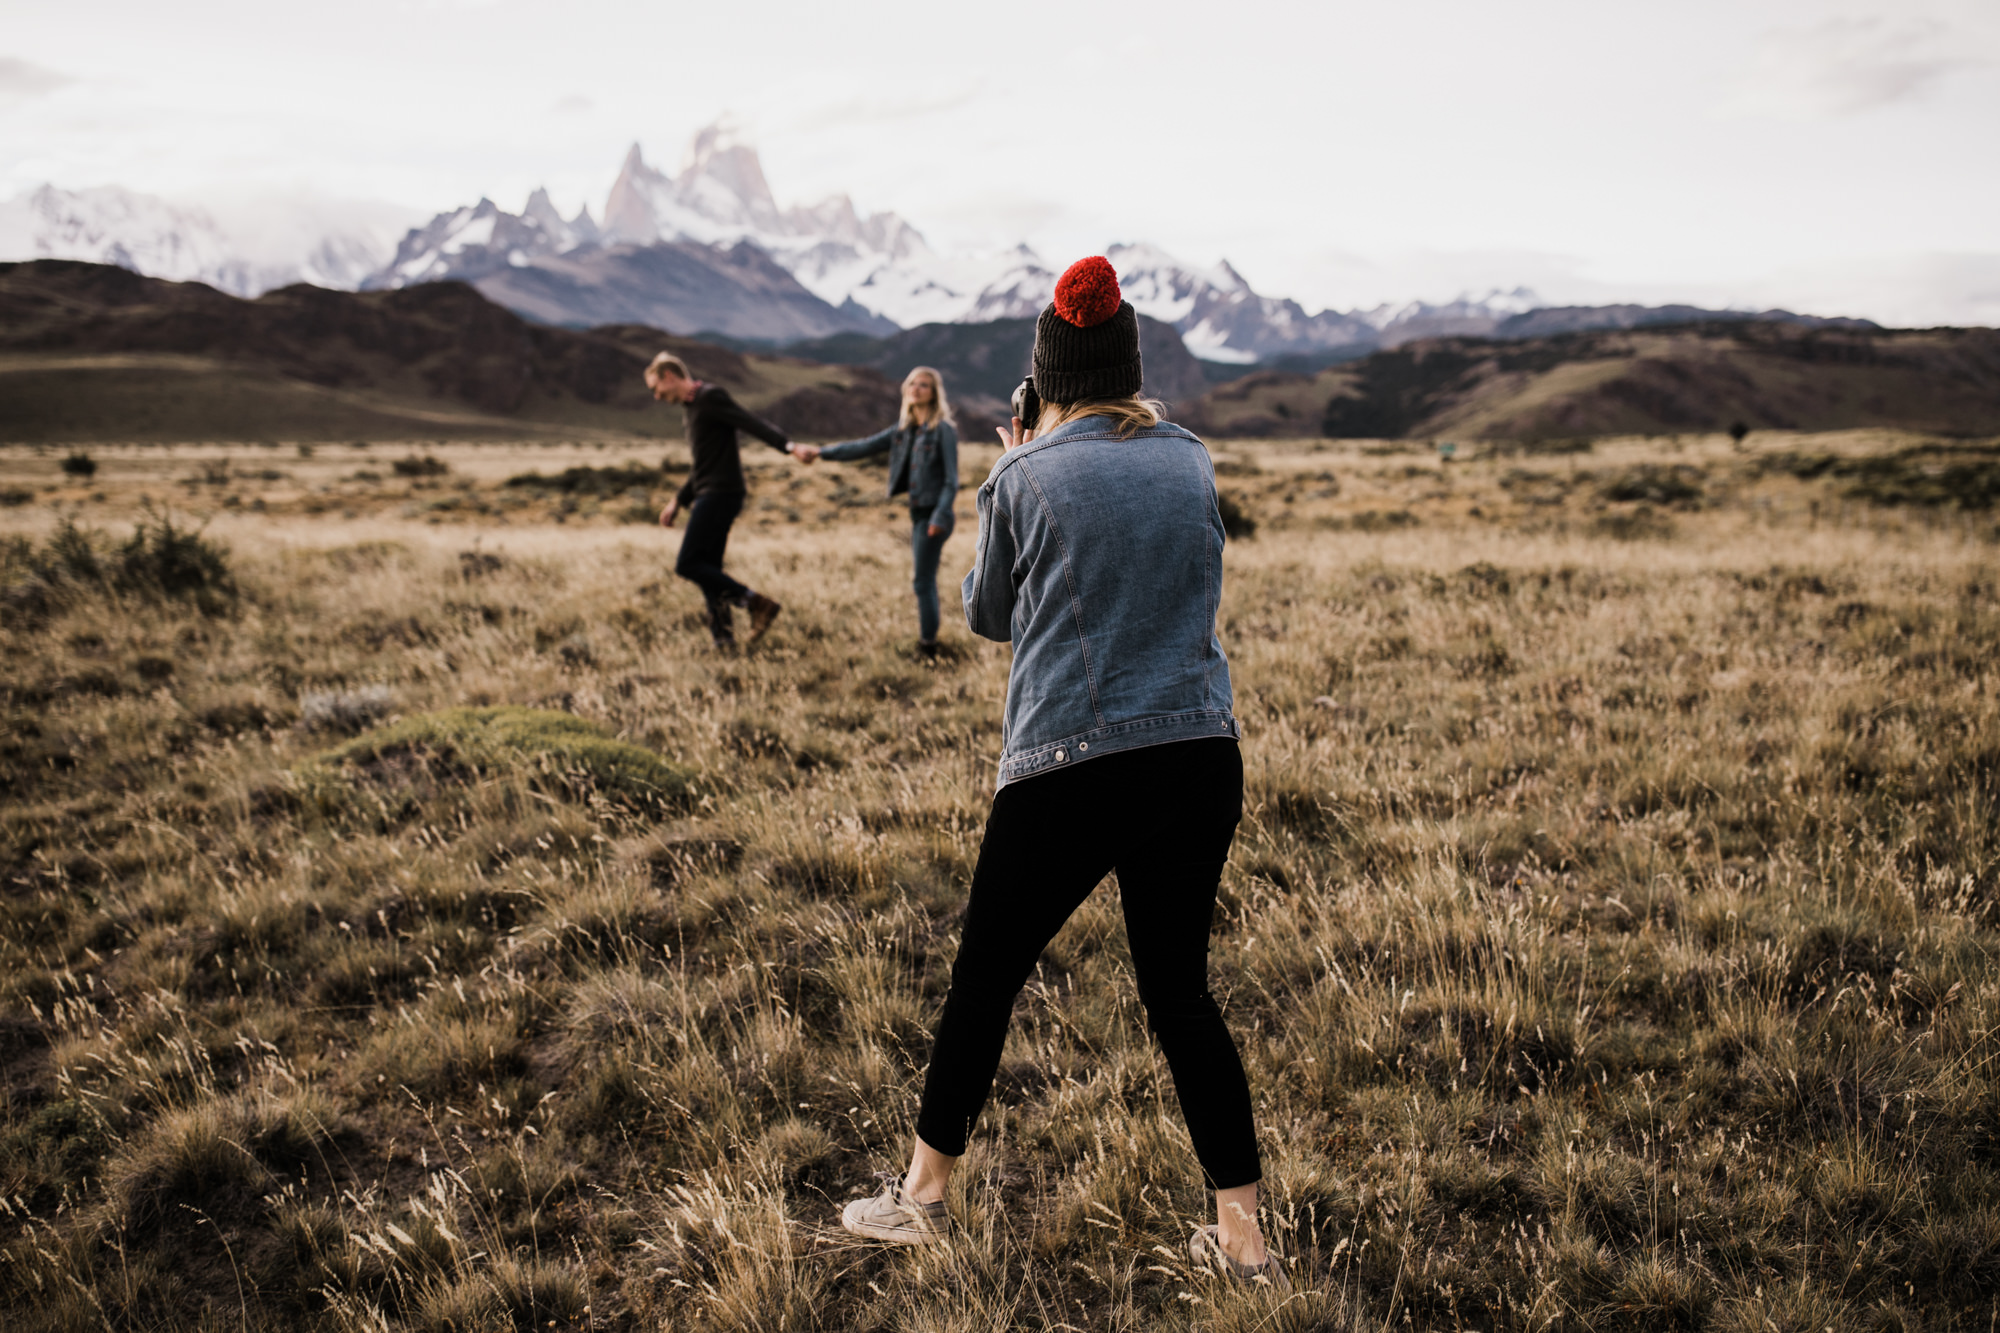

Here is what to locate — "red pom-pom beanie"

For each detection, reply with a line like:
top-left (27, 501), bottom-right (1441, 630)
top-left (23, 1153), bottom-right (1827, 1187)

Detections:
top-left (1032, 256), bottom-right (1143, 403)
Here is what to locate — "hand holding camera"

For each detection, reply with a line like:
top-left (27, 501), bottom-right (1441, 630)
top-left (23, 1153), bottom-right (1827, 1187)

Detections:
top-left (999, 377), bottom-right (1039, 450)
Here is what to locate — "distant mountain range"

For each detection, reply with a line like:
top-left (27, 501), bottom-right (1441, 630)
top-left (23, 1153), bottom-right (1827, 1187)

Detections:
top-left (0, 260), bottom-right (897, 444)
top-left (1183, 321), bottom-right (2000, 441)
top-left (0, 123), bottom-right (1885, 369)
top-left (0, 261), bottom-right (1988, 448)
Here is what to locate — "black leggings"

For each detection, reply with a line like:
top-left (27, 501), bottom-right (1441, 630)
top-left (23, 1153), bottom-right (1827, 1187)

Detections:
top-left (915, 737), bottom-right (1261, 1189)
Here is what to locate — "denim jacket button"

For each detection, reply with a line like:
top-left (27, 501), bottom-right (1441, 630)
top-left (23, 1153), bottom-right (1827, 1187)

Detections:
top-left (1078, 742), bottom-right (1087, 751)
top-left (1054, 749), bottom-right (1066, 763)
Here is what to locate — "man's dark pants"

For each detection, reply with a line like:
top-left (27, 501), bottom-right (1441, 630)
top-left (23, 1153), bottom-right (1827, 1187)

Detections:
top-left (676, 491), bottom-right (749, 633)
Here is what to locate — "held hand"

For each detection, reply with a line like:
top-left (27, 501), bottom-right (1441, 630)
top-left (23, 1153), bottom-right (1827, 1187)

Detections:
top-left (996, 416), bottom-right (1024, 450)
top-left (792, 444), bottom-right (820, 464)
top-left (659, 500), bottom-right (680, 528)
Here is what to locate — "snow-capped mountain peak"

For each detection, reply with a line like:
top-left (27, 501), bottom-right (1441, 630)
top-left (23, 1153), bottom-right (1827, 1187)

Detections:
top-left (0, 183), bottom-right (235, 285)
top-left (605, 136), bottom-right (785, 246)
top-left (1353, 287), bottom-right (1547, 345)
top-left (0, 182), bottom-right (406, 296)
top-left (523, 187), bottom-right (599, 252)
top-left (1099, 242), bottom-right (1375, 364)
top-left (597, 128), bottom-right (944, 323)
top-left (371, 189), bottom-right (601, 289)
top-left (1360, 287), bottom-right (1544, 332)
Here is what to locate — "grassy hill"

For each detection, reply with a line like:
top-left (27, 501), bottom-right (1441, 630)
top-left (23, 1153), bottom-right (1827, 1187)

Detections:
top-left (0, 262), bottom-right (901, 444)
top-left (1184, 322), bottom-right (2000, 441)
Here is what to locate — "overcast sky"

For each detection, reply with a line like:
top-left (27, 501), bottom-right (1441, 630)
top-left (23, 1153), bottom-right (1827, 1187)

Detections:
top-left (3, 0), bottom-right (1996, 323)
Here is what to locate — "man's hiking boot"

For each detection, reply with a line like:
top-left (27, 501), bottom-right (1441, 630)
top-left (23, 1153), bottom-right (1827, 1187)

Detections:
top-left (744, 592), bottom-right (781, 643)
top-left (917, 639), bottom-right (939, 661)
top-left (1189, 1225), bottom-right (1292, 1293)
top-left (841, 1174), bottom-right (946, 1245)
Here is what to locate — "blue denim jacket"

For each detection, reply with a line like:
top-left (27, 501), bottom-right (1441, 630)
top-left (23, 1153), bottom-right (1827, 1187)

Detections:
top-left (963, 415), bottom-right (1239, 789)
top-left (818, 420), bottom-right (959, 531)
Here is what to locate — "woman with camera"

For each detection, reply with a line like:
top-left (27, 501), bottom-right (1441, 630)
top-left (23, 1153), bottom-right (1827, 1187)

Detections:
top-left (838, 258), bottom-right (1285, 1291)
top-left (793, 366), bottom-right (959, 659)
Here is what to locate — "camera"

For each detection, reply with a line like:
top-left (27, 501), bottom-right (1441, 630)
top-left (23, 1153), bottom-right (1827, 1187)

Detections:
top-left (1010, 377), bottom-right (1040, 431)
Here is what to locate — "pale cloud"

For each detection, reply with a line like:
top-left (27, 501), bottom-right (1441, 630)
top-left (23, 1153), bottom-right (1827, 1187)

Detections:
top-left (1721, 15), bottom-right (1982, 119)
top-left (0, 56), bottom-right (73, 109)
top-left (785, 86), bottom-right (985, 135)
top-left (550, 94), bottom-right (593, 114)
top-left (1740, 252), bottom-right (2000, 328)
top-left (1280, 248), bottom-right (1602, 317)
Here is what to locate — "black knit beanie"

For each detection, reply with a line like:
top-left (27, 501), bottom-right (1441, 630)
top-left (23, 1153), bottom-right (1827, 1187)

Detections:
top-left (1031, 256), bottom-right (1142, 403)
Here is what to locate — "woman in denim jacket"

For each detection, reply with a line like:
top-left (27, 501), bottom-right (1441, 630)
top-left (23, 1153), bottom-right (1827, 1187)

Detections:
top-left (840, 259), bottom-right (1285, 1291)
top-left (795, 367), bottom-right (958, 658)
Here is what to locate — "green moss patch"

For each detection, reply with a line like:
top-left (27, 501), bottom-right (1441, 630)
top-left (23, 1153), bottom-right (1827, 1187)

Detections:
top-left (308, 706), bottom-right (695, 812)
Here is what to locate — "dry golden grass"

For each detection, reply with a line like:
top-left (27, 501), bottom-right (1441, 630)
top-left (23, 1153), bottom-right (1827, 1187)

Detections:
top-left (2, 429), bottom-right (1998, 1331)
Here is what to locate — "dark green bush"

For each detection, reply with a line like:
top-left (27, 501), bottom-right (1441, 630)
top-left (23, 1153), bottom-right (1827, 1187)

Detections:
top-left (59, 452), bottom-right (96, 479)
top-left (0, 514), bottom-right (236, 623)
top-left (113, 512), bottom-right (235, 608)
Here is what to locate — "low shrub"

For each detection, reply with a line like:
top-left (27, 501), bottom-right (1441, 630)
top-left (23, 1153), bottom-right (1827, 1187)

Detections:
top-left (1843, 455), bottom-right (2000, 509)
top-left (1593, 505), bottom-right (1678, 541)
top-left (1762, 447), bottom-right (2000, 509)
top-left (502, 463), bottom-right (659, 496)
top-left (0, 514), bottom-right (236, 623)
top-left (59, 451), bottom-right (96, 478)
top-left (1340, 508), bottom-right (1421, 532)
top-left (308, 706), bottom-right (697, 811)
top-left (1598, 464), bottom-right (1705, 506)
top-left (392, 455), bottom-right (449, 478)
top-left (1216, 490), bottom-right (1257, 539)
top-left (113, 512), bottom-right (236, 607)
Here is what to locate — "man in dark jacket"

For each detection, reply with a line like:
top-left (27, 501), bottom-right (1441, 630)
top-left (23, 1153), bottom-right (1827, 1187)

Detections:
top-left (648, 352), bottom-right (794, 648)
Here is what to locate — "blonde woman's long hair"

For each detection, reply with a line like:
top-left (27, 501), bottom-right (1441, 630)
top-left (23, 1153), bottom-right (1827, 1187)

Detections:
top-left (899, 366), bottom-right (954, 431)
top-left (1032, 395), bottom-right (1167, 440)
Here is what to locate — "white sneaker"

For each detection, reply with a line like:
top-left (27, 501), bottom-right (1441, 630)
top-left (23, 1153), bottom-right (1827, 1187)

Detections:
top-left (840, 1174), bottom-right (947, 1245)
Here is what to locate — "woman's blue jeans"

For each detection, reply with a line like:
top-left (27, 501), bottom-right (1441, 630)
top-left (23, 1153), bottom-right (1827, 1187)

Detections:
top-left (912, 513), bottom-right (951, 643)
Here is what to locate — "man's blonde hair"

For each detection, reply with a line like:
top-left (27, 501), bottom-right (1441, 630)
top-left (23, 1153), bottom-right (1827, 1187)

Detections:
top-left (899, 366), bottom-right (954, 431)
top-left (645, 351), bottom-right (690, 384)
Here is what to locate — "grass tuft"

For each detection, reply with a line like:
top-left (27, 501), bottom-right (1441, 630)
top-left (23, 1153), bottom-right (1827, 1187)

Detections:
top-left (310, 705), bottom-right (697, 812)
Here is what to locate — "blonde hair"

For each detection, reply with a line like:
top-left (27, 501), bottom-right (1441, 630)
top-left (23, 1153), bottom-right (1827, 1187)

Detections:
top-left (644, 351), bottom-right (690, 384)
top-left (1032, 396), bottom-right (1165, 440)
top-left (899, 366), bottom-right (954, 431)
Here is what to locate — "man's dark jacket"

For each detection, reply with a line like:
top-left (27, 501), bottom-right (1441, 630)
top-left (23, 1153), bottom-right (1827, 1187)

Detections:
top-left (673, 384), bottom-right (790, 507)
